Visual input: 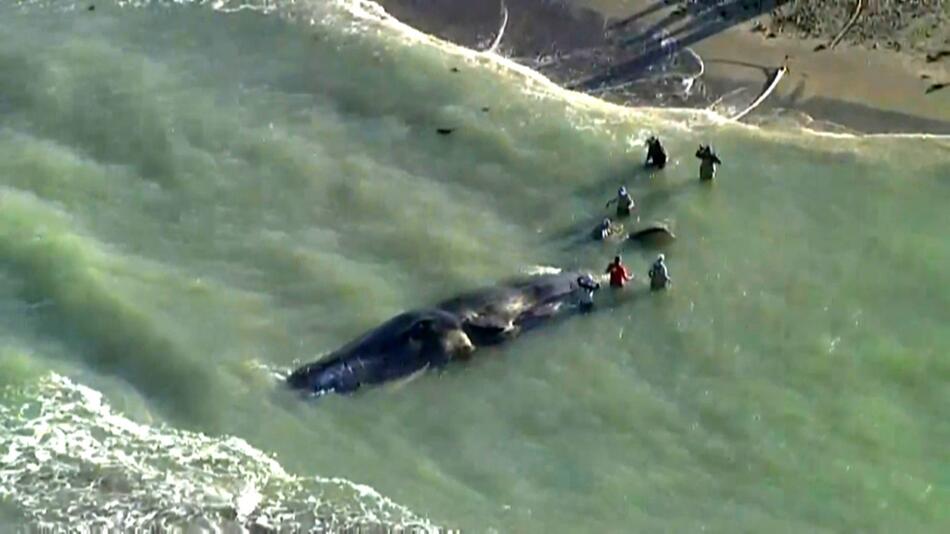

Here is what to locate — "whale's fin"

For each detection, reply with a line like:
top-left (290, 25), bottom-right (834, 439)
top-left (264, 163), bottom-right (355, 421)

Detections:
top-left (286, 358), bottom-right (361, 397)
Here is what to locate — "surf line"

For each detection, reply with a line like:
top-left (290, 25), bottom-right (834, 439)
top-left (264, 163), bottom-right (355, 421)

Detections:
top-left (486, 1), bottom-right (510, 54)
top-left (729, 60), bottom-right (788, 122)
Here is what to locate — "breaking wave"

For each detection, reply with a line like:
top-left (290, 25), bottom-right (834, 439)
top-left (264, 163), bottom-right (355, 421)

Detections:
top-left (0, 373), bottom-right (439, 532)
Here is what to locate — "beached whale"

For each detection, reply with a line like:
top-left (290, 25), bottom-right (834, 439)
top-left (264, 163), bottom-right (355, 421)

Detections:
top-left (286, 271), bottom-right (599, 397)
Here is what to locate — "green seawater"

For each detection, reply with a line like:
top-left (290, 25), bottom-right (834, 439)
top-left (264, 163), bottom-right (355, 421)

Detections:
top-left (0, 1), bottom-right (947, 532)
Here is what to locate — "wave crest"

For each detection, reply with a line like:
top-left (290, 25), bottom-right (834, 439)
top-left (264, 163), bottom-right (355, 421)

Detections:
top-left (0, 373), bottom-right (439, 532)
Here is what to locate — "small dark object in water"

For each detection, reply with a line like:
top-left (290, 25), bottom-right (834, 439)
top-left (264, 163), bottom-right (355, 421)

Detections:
top-left (88, 4), bottom-right (95, 10)
top-left (925, 83), bottom-right (948, 94)
top-left (450, 67), bottom-right (460, 73)
top-left (926, 50), bottom-right (950, 63)
top-left (628, 222), bottom-right (675, 246)
top-left (813, 43), bottom-right (827, 51)
top-left (437, 128), bottom-right (456, 135)
top-left (481, 107), bottom-right (490, 112)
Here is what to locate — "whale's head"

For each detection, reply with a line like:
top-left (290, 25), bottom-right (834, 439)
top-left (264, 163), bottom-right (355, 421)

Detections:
top-left (286, 309), bottom-right (474, 396)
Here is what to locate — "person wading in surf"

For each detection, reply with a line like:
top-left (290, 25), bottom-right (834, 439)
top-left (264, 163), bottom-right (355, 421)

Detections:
top-left (648, 253), bottom-right (672, 290)
top-left (576, 274), bottom-right (601, 311)
top-left (606, 186), bottom-right (636, 218)
top-left (645, 135), bottom-right (668, 169)
top-left (696, 144), bottom-right (722, 181)
top-left (605, 255), bottom-right (633, 288)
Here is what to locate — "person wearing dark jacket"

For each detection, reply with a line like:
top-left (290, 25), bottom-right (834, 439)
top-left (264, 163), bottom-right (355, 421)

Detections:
top-left (696, 144), bottom-right (722, 181)
top-left (645, 135), bottom-right (668, 169)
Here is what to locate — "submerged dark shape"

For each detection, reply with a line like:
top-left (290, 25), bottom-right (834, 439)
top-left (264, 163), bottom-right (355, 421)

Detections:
top-left (628, 221), bottom-right (676, 246)
top-left (287, 271), bottom-right (599, 397)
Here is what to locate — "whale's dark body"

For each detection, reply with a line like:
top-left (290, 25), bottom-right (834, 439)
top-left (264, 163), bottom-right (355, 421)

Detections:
top-left (286, 271), bottom-right (597, 397)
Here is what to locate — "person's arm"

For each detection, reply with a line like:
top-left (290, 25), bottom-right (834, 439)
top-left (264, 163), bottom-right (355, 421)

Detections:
top-left (605, 198), bottom-right (617, 207)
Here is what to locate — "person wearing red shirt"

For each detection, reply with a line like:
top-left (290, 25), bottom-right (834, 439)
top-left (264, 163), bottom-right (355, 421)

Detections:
top-left (605, 255), bottom-right (632, 288)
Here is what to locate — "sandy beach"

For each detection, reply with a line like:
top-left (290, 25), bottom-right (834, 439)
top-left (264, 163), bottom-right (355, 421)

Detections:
top-left (377, 0), bottom-right (950, 134)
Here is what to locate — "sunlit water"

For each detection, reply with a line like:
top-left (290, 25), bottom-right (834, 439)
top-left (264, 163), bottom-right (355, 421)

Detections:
top-left (0, 1), bottom-right (947, 532)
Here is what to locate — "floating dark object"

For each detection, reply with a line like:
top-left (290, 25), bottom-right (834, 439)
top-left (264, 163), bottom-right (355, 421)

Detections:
top-left (437, 128), bottom-right (456, 135)
top-left (450, 67), bottom-right (460, 73)
top-left (481, 107), bottom-right (490, 112)
top-left (925, 83), bottom-right (947, 94)
top-left (628, 222), bottom-right (676, 247)
top-left (926, 50), bottom-right (950, 63)
top-left (88, 4), bottom-right (95, 10)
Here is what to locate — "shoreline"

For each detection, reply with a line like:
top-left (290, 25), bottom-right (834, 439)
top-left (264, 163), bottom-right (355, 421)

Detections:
top-left (375, 0), bottom-right (950, 135)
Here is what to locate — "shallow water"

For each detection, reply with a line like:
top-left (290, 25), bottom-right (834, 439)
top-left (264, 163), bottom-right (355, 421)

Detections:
top-left (0, 1), bottom-right (948, 532)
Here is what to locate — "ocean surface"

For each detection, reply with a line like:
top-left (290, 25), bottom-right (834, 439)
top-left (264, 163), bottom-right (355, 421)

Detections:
top-left (1, 1), bottom-right (947, 532)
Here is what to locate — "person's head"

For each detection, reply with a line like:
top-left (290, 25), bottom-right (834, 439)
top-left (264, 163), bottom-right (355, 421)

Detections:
top-left (618, 186), bottom-right (627, 197)
top-left (602, 217), bottom-right (611, 227)
top-left (657, 253), bottom-right (665, 262)
top-left (614, 255), bottom-right (622, 264)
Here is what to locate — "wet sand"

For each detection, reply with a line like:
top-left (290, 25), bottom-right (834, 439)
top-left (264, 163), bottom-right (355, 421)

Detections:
top-left (376, 0), bottom-right (950, 134)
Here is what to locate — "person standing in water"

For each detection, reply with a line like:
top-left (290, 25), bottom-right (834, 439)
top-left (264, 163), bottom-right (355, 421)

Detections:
top-left (648, 254), bottom-right (672, 290)
top-left (695, 144), bottom-right (722, 181)
top-left (605, 255), bottom-right (633, 288)
top-left (605, 186), bottom-right (635, 218)
top-left (644, 135), bottom-right (668, 169)
top-left (576, 274), bottom-right (601, 311)
top-left (593, 217), bottom-right (614, 241)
